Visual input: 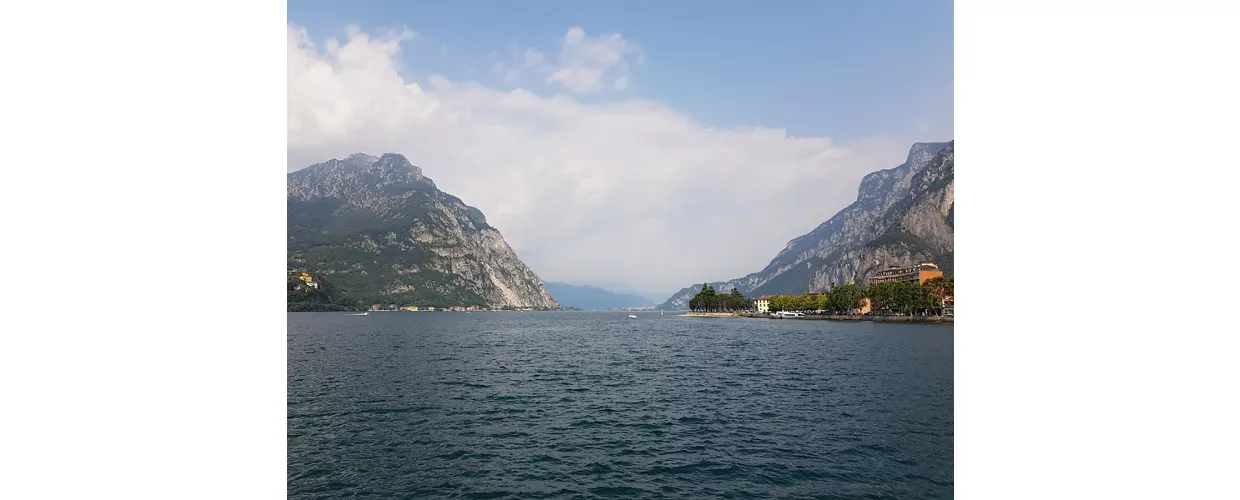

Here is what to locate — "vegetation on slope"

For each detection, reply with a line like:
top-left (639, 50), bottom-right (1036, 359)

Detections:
top-left (287, 272), bottom-right (363, 311)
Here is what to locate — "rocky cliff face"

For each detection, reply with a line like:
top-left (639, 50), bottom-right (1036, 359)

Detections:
top-left (658, 141), bottom-right (954, 310)
top-left (288, 153), bottom-right (558, 309)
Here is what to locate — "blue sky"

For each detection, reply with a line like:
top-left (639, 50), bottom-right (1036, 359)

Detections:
top-left (287, 1), bottom-right (953, 293)
top-left (288, 0), bottom-right (953, 143)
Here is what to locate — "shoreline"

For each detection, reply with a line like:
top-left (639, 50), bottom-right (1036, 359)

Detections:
top-left (739, 312), bottom-right (953, 323)
top-left (684, 311), bottom-right (953, 323)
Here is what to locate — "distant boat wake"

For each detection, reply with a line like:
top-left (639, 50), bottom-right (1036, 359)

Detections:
top-left (348, 312), bottom-right (369, 316)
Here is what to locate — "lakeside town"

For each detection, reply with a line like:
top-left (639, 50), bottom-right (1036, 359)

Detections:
top-left (289, 261), bottom-right (953, 318)
top-left (687, 261), bottom-right (954, 320)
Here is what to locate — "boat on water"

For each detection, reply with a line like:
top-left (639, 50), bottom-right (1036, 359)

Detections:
top-left (628, 314), bottom-right (638, 319)
top-left (350, 311), bottom-right (369, 316)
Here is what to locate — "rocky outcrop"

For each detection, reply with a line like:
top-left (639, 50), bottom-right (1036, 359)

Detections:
top-left (658, 141), bottom-right (954, 310)
top-left (287, 153), bottom-right (558, 309)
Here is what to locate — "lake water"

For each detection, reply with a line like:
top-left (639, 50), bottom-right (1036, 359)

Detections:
top-left (288, 312), bottom-right (953, 499)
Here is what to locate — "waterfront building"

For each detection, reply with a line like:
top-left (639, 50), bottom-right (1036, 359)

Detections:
top-left (754, 295), bottom-right (772, 313)
top-left (867, 261), bottom-right (944, 285)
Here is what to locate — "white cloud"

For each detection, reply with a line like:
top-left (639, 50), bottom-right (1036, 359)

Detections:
top-left (498, 47), bottom-right (545, 84)
top-left (287, 24), bottom-right (915, 292)
top-left (546, 27), bottom-right (638, 94)
top-left (491, 27), bottom-right (640, 94)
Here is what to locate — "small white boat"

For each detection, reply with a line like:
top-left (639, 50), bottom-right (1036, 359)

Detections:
top-left (350, 311), bottom-right (369, 316)
top-left (628, 314), bottom-right (638, 319)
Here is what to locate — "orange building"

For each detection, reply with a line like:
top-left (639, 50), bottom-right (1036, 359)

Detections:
top-left (867, 261), bottom-right (944, 285)
top-left (856, 298), bottom-right (872, 315)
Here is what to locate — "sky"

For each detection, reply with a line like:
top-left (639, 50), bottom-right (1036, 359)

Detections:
top-left (287, 0), bottom-right (954, 295)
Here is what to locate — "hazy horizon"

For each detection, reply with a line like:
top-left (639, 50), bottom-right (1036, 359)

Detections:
top-left (287, 1), bottom-right (953, 291)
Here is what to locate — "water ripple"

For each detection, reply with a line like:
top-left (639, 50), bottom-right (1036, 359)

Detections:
top-left (289, 311), bottom-right (953, 499)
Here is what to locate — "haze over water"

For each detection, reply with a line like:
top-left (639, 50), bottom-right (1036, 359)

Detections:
top-left (288, 312), bottom-right (953, 499)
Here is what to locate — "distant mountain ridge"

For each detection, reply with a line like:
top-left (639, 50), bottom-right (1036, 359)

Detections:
top-left (543, 282), bottom-right (654, 310)
top-left (658, 141), bottom-right (955, 310)
top-left (562, 281), bottom-right (671, 305)
top-left (287, 153), bottom-right (558, 309)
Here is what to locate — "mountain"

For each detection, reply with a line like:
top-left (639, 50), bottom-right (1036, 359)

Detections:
top-left (543, 282), bottom-right (654, 310)
top-left (658, 141), bottom-right (954, 310)
top-left (287, 272), bottom-right (360, 312)
top-left (570, 280), bottom-right (640, 294)
top-left (641, 291), bottom-right (676, 305)
top-left (287, 153), bottom-right (558, 309)
top-left (563, 281), bottom-right (670, 305)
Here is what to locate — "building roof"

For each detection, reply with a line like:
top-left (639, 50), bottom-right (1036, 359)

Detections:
top-left (755, 295), bottom-right (773, 300)
top-left (872, 261), bottom-right (942, 277)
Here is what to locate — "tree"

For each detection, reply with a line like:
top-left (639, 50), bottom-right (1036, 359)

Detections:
top-left (830, 284), bottom-right (865, 314)
top-left (688, 283), bottom-right (715, 312)
top-left (728, 289), bottom-right (746, 311)
top-left (796, 294), bottom-right (811, 312)
top-left (922, 276), bottom-right (952, 315)
top-left (867, 282), bottom-right (896, 315)
top-left (287, 271), bottom-right (362, 311)
top-left (769, 295), bottom-right (785, 312)
top-left (770, 293), bottom-right (823, 313)
top-left (890, 281), bottom-right (922, 315)
top-left (688, 284), bottom-right (749, 312)
top-left (813, 293), bottom-right (829, 312)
